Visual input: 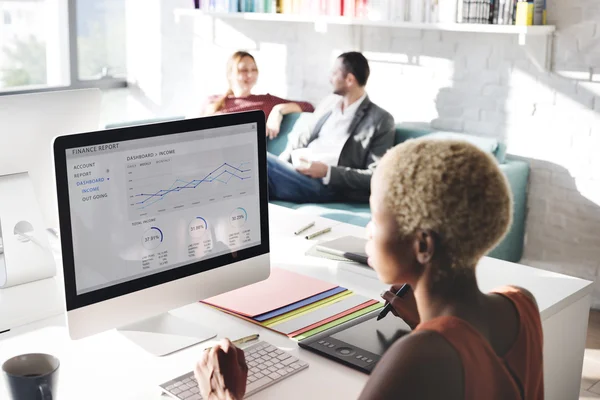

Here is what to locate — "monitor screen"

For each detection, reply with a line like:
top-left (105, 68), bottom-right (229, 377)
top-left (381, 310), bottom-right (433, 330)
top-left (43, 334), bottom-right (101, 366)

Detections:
top-left (64, 122), bottom-right (262, 295)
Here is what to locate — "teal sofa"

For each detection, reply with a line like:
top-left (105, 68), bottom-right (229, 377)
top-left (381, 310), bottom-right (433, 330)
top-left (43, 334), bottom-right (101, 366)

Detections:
top-left (268, 113), bottom-right (530, 263)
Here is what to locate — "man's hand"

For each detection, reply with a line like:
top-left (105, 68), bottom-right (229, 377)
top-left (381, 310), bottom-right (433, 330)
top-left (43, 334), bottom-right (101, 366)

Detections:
top-left (195, 339), bottom-right (248, 400)
top-left (266, 106), bottom-right (283, 140)
top-left (381, 285), bottom-right (420, 330)
top-left (296, 160), bottom-right (329, 179)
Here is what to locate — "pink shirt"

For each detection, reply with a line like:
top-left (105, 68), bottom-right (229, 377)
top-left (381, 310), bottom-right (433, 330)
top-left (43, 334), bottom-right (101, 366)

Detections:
top-left (201, 94), bottom-right (315, 119)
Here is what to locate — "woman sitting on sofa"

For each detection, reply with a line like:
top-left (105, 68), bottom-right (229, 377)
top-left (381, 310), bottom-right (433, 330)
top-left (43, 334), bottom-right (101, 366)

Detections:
top-left (200, 51), bottom-right (315, 139)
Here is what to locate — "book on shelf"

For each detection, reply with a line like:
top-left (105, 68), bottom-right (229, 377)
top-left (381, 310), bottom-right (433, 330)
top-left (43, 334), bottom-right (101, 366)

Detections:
top-left (192, 0), bottom-right (546, 25)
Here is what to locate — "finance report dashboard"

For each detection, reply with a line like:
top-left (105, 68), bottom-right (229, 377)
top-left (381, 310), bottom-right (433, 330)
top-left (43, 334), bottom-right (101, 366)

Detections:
top-left (65, 123), bottom-right (261, 294)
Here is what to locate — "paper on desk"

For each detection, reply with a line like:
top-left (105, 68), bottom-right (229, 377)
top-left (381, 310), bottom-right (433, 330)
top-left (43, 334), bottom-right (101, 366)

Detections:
top-left (270, 294), bottom-right (373, 335)
top-left (294, 302), bottom-right (383, 340)
top-left (201, 268), bottom-right (338, 317)
top-left (288, 300), bottom-right (379, 338)
top-left (263, 290), bottom-right (353, 327)
top-left (254, 286), bottom-right (352, 326)
top-left (254, 286), bottom-right (347, 322)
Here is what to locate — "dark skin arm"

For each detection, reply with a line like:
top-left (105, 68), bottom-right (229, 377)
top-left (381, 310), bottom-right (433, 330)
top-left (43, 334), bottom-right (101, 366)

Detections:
top-left (358, 331), bottom-right (464, 400)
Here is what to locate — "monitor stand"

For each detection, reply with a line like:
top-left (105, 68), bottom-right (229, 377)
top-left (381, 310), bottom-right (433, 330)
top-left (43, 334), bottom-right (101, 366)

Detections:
top-left (117, 312), bottom-right (217, 356)
top-left (0, 173), bottom-right (56, 288)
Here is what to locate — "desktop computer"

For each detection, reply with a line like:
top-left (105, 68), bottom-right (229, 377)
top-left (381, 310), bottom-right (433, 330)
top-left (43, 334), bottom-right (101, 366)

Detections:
top-left (0, 89), bottom-right (102, 289)
top-left (52, 110), bottom-right (271, 356)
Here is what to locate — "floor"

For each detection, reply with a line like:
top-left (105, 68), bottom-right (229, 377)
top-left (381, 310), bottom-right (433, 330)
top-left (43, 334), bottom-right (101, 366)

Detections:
top-left (580, 311), bottom-right (600, 398)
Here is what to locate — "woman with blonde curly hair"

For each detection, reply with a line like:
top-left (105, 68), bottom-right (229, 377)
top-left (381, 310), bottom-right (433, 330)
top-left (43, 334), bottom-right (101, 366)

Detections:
top-left (193, 139), bottom-right (544, 400)
top-left (200, 51), bottom-right (315, 139)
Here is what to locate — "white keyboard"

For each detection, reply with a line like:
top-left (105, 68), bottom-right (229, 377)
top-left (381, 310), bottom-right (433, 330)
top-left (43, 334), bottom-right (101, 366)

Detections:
top-left (160, 341), bottom-right (309, 399)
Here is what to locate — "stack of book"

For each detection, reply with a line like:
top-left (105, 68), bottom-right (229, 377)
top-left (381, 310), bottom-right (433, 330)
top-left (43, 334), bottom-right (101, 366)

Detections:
top-left (202, 268), bottom-right (383, 341)
top-left (458, 0), bottom-right (546, 25)
top-left (193, 0), bottom-right (546, 25)
top-left (193, 0), bottom-right (409, 20)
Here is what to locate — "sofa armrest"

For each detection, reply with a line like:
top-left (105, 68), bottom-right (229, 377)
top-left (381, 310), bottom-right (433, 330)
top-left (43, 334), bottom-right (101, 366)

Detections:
top-left (267, 112), bottom-right (313, 156)
top-left (489, 158), bottom-right (530, 262)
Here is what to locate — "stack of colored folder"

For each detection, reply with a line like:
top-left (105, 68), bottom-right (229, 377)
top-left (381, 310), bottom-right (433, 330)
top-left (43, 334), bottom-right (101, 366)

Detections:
top-left (202, 268), bottom-right (383, 341)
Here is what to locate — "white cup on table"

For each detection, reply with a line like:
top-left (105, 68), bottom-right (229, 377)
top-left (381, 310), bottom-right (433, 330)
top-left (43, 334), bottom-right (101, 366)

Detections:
top-left (291, 148), bottom-right (313, 169)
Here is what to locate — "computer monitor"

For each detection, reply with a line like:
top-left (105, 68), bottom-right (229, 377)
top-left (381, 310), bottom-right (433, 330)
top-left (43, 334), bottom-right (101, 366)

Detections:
top-left (0, 89), bottom-right (102, 288)
top-left (52, 110), bottom-right (270, 356)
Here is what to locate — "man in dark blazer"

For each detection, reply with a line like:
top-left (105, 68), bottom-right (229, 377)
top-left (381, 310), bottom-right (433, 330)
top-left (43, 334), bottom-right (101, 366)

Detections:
top-left (267, 52), bottom-right (395, 204)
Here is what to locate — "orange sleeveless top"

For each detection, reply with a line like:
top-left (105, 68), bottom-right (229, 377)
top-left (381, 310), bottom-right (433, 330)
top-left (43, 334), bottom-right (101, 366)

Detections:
top-left (414, 286), bottom-right (544, 400)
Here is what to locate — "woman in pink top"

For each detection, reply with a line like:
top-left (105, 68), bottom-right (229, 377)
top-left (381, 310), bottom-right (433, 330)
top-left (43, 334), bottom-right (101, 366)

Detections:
top-left (200, 51), bottom-right (314, 139)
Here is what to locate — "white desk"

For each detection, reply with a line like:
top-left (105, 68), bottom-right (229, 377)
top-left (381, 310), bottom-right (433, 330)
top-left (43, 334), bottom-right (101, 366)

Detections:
top-left (0, 205), bottom-right (592, 400)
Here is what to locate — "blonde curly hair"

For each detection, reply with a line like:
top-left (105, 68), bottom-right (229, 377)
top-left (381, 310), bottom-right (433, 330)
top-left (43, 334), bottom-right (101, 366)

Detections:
top-left (378, 138), bottom-right (513, 271)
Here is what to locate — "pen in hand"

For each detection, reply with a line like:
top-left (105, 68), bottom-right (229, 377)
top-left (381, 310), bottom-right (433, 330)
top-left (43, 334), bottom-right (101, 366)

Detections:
top-left (377, 284), bottom-right (409, 321)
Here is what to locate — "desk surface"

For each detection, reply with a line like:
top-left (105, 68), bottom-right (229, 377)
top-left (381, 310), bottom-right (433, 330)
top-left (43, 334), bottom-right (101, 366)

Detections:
top-left (0, 204), bottom-right (593, 399)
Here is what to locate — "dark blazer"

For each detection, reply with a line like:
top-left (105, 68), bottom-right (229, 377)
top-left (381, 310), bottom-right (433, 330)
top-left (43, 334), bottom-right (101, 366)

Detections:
top-left (280, 96), bottom-right (395, 203)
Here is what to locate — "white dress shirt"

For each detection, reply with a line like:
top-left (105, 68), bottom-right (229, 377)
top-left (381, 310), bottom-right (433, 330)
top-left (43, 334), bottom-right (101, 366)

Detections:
top-left (295, 93), bottom-right (367, 185)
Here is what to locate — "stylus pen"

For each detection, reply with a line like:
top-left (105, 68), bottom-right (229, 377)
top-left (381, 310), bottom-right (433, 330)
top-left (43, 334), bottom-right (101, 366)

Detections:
top-left (204, 334), bottom-right (260, 352)
top-left (377, 284), bottom-right (409, 321)
top-left (232, 334), bottom-right (260, 346)
top-left (294, 221), bottom-right (315, 235)
top-left (305, 227), bottom-right (331, 240)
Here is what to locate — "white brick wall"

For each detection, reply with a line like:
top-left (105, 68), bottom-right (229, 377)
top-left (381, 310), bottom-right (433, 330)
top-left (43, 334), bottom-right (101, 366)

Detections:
top-left (130, 0), bottom-right (600, 306)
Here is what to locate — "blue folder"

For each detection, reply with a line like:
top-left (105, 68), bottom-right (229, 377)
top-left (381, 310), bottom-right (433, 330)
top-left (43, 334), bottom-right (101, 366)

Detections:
top-left (253, 286), bottom-right (347, 322)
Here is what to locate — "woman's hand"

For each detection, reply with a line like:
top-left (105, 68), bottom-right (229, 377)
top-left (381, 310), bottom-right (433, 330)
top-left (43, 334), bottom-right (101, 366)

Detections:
top-left (194, 339), bottom-right (248, 400)
top-left (266, 107), bottom-right (283, 140)
top-left (381, 285), bottom-right (420, 330)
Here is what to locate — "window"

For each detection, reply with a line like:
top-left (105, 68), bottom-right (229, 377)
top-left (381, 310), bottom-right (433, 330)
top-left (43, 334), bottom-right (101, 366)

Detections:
top-left (0, 0), bottom-right (126, 93)
top-left (0, 0), bottom-right (69, 90)
top-left (76, 0), bottom-right (126, 80)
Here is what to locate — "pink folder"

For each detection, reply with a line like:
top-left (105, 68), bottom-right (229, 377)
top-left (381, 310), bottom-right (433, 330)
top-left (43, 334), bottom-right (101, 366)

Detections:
top-left (201, 268), bottom-right (338, 317)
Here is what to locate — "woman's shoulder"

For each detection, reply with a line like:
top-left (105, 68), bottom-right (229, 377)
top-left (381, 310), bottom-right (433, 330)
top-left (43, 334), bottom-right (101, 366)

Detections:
top-left (386, 330), bottom-right (463, 368)
top-left (358, 330), bottom-right (463, 400)
top-left (490, 285), bottom-right (539, 312)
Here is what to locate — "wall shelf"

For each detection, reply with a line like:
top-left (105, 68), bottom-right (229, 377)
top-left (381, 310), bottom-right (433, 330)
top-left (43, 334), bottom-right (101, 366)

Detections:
top-left (175, 9), bottom-right (556, 35)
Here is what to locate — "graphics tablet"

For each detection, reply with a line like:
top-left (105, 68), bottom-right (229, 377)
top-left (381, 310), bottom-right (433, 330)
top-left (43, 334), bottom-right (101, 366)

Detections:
top-left (298, 310), bottom-right (412, 374)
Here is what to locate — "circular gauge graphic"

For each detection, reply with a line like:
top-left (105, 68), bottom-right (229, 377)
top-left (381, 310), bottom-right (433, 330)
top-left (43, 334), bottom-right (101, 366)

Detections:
top-left (189, 217), bottom-right (208, 238)
top-left (230, 207), bottom-right (247, 228)
top-left (142, 227), bottom-right (163, 250)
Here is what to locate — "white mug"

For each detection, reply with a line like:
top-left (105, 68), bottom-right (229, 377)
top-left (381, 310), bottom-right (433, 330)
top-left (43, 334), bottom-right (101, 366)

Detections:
top-left (291, 148), bottom-right (312, 169)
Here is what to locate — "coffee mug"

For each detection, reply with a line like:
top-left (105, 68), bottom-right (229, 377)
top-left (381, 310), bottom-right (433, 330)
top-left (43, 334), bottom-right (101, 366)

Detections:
top-left (291, 148), bottom-right (312, 169)
top-left (2, 353), bottom-right (59, 400)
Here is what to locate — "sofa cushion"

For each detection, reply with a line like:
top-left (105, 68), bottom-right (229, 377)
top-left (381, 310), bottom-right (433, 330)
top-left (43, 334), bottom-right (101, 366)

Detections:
top-left (267, 113), bottom-right (313, 156)
top-left (394, 126), bottom-right (504, 163)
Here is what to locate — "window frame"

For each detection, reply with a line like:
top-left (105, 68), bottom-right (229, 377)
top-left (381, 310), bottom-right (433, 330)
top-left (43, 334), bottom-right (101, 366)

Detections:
top-left (0, 0), bottom-right (127, 96)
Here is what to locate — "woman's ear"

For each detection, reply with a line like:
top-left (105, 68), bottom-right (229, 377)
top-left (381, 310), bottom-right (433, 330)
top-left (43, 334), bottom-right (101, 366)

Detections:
top-left (413, 229), bottom-right (436, 265)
